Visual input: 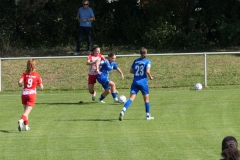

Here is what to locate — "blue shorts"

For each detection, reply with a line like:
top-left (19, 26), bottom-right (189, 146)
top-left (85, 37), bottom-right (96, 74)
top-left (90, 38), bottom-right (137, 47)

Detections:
top-left (130, 83), bottom-right (149, 95)
top-left (97, 75), bottom-right (111, 90)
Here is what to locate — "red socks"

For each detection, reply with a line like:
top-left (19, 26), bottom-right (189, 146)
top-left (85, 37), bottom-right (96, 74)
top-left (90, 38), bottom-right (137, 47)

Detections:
top-left (21, 115), bottom-right (28, 125)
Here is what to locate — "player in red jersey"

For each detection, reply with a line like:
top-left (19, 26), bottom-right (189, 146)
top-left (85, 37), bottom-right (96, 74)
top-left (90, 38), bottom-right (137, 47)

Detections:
top-left (86, 45), bottom-right (105, 101)
top-left (17, 59), bottom-right (43, 132)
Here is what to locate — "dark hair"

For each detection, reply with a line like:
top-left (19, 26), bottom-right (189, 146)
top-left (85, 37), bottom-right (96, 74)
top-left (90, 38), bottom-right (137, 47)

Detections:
top-left (90, 45), bottom-right (100, 52)
top-left (108, 52), bottom-right (115, 58)
top-left (221, 136), bottom-right (240, 160)
top-left (140, 47), bottom-right (147, 58)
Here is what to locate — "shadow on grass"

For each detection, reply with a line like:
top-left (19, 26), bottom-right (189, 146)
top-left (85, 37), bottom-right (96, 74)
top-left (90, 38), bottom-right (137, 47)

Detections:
top-left (59, 119), bottom-right (116, 122)
top-left (58, 118), bottom-right (136, 122)
top-left (35, 102), bottom-right (124, 106)
top-left (0, 130), bottom-right (10, 133)
top-left (35, 102), bottom-right (94, 105)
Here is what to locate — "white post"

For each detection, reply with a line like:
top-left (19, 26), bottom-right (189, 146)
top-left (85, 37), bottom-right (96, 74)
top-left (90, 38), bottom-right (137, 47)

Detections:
top-left (204, 53), bottom-right (207, 87)
top-left (0, 59), bottom-right (1, 92)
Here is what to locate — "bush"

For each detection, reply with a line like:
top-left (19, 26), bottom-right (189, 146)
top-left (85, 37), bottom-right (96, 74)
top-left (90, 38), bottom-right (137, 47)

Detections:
top-left (1, 0), bottom-right (240, 54)
top-left (0, 1), bottom-right (17, 54)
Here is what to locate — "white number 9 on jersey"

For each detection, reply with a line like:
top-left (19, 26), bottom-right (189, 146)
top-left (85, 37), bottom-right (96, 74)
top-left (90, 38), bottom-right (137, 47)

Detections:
top-left (27, 78), bottom-right (33, 88)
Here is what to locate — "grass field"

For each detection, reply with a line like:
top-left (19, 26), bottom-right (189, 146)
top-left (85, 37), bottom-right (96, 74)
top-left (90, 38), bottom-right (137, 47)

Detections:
top-left (1, 54), bottom-right (240, 91)
top-left (1, 87), bottom-right (240, 160)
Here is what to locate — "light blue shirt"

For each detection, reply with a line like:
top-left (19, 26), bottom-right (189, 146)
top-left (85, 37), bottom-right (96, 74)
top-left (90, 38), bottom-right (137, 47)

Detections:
top-left (78, 7), bottom-right (94, 27)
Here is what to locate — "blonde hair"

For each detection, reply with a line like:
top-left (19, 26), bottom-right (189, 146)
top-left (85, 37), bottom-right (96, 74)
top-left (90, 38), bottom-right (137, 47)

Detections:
top-left (25, 59), bottom-right (36, 74)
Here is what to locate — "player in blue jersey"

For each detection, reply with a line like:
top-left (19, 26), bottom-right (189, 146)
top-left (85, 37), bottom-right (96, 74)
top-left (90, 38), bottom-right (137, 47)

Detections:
top-left (96, 53), bottom-right (124, 103)
top-left (119, 47), bottom-right (154, 121)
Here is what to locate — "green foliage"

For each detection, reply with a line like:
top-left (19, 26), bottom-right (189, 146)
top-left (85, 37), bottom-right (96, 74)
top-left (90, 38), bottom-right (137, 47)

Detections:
top-left (16, 0), bottom-right (80, 48)
top-left (0, 1), bottom-right (17, 51)
top-left (218, 21), bottom-right (240, 46)
top-left (1, 0), bottom-right (240, 52)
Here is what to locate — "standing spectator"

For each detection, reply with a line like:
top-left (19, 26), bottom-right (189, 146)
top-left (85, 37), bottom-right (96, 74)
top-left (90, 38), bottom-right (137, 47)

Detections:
top-left (96, 53), bottom-right (124, 103)
top-left (74, 0), bottom-right (95, 55)
top-left (119, 47), bottom-right (154, 121)
top-left (17, 59), bottom-right (43, 132)
top-left (221, 136), bottom-right (240, 160)
top-left (86, 45), bottom-right (105, 101)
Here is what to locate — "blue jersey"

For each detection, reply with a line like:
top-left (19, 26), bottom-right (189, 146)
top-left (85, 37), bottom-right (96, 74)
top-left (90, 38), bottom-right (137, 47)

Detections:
top-left (97, 60), bottom-right (118, 88)
top-left (131, 58), bottom-right (151, 85)
top-left (99, 60), bottom-right (118, 77)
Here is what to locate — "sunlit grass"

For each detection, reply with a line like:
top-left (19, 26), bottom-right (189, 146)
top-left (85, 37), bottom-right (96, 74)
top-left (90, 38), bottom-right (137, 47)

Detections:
top-left (1, 54), bottom-right (240, 92)
top-left (0, 88), bottom-right (240, 159)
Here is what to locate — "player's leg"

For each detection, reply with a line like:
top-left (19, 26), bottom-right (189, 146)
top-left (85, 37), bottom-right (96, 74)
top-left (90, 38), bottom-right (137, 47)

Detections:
top-left (119, 83), bottom-right (138, 121)
top-left (97, 80), bottom-right (110, 103)
top-left (18, 104), bottom-right (33, 131)
top-left (23, 105), bottom-right (33, 130)
top-left (88, 75), bottom-right (97, 101)
top-left (98, 87), bottom-right (110, 103)
top-left (108, 81), bottom-right (119, 102)
top-left (18, 95), bottom-right (27, 131)
top-left (97, 77), bottom-right (111, 103)
top-left (141, 85), bottom-right (154, 120)
top-left (23, 94), bottom-right (36, 130)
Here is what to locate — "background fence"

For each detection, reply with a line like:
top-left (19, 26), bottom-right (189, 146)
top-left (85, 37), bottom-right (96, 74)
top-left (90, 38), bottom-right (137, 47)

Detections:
top-left (1, 52), bottom-right (240, 92)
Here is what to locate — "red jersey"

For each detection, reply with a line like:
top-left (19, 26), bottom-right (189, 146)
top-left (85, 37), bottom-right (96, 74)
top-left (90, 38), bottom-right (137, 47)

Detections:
top-left (88, 53), bottom-right (105, 75)
top-left (21, 72), bottom-right (42, 95)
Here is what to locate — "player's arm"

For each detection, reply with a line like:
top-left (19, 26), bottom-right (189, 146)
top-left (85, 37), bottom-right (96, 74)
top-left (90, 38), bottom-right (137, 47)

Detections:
top-left (95, 60), bottom-right (101, 74)
top-left (38, 78), bottom-right (44, 90)
top-left (18, 78), bottom-right (23, 87)
top-left (117, 68), bottom-right (124, 80)
top-left (86, 58), bottom-right (97, 65)
top-left (38, 83), bottom-right (44, 90)
top-left (146, 68), bottom-right (153, 80)
top-left (86, 60), bottom-right (95, 65)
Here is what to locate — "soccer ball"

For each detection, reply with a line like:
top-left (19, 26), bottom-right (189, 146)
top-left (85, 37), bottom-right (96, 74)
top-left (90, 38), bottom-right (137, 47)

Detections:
top-left (195, 83), bottom-right (203, 90)
top-left (118, 95), bottom-right (127, 103)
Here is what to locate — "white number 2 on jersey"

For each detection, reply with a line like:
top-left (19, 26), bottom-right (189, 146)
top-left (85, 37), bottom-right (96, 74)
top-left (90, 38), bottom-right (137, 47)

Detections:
top-left (27, 78), bottom-right (33, 88)
top-left (135, 65), bottom-right (144, 76)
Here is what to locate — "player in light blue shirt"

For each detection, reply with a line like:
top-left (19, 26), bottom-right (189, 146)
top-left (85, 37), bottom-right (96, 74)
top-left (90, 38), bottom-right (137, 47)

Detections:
top-left (119, 47), bottom-right (154, 121)
top-left (96, 53), bottom-right (124, 103)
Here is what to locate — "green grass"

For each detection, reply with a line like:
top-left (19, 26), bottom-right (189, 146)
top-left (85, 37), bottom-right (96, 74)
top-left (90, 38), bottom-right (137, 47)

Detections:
top-left (2, 54), bottom-right (240, 92)
top-left (1, 88), bottom-right (240, 159)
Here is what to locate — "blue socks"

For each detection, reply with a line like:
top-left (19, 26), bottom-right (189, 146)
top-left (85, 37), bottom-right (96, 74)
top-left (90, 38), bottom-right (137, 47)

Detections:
top-left (121, 99), bottom-right (132, 114)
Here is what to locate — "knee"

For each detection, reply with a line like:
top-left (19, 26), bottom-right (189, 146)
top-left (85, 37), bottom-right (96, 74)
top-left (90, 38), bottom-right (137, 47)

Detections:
top-left (111, 82), bottom-right (116, 87)
top-left (105, 90), bottom-right (111, 94)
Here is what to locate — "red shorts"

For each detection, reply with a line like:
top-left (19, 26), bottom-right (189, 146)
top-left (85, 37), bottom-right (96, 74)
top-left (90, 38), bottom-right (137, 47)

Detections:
top-left (88, 74), bottom-right (98, 85)
top-left (21, 94), bottom-right (36, 107)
